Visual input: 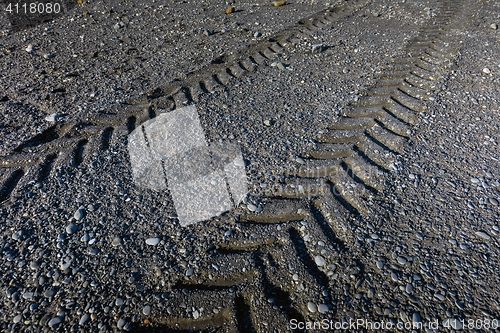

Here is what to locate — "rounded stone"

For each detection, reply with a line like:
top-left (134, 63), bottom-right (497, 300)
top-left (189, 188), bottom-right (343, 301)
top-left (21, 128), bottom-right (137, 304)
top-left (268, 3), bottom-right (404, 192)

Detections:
top-left (307, 302), bottom-right (317, 313)
top-left (412, 312), bottom-right (421, 324)
top-left (117, 318), bottom-right (126, 329)
top-left (74, 208), bottom-right (84, 220)
top-left (143, 305), bottom-right (152, 316)
top-left (247, 203), bottom-right (257, 212)
top-left (48, 317), bottom-right (62, 329)
top-left (146, 237), bottom-right (161, 246)
top-left (314, 255), bottom-right (326, 266)
top-left (79, 314), bottom-right (90, 326)
top-left (318, 304), bottom-right (329, 314)
top-left (66, 223), bottom-right (78, 235)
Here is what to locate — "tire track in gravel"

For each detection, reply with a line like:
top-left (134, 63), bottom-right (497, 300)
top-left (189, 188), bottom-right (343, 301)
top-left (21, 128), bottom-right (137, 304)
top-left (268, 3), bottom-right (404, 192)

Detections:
top-left (0, 0), bottom-right (369, 204)
top-left (134, 0), bottom-right (479, 331)
top-left (0, 0), bottom-right (478, 331)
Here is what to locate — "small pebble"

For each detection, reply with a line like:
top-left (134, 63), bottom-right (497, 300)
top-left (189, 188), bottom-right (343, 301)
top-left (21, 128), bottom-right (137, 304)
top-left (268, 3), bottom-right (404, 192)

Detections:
top-left (315, 255), bottom-right (326, 266)
top-left (13, 314), bottom-right (22, 324)
top-left (483, 67), bottom-right (491, 74)
top-left (117, 318), bottom-right (126, 329)
top-left (112, 237), bottom-right (122, 247)
top-left (489, 198), bottom-right (498, 205)
top-left (26, 44), bottom-right (33, 52)
top-left (247, 203), bottom-right (257, 212)
top-left (146, 237), bottom-right (160, 246)
top-left (66, 223), bottom-right (78, 235)
top-left (143, 305), bottom-right (152, 316)
top-left (12, 230), bottom-right (23, 241)
top-left (317, 304), bottom-right (329, 314)
top-left (475, 231), bottom-right (490, 240)
top-left (491, 23), bottom-right (498, 30)
top-left (74, 208), bottom-right (84, 220)
top-left (48, 317), bottom-right (62, 329)
top-left (376, 261), bottom-right (384, 269)
top-left (45, 113), bottom-right (60, 122)
top-left (79, 314), bottom-right (90, 326)
top-left (307, 302), bottom-right (317, 313)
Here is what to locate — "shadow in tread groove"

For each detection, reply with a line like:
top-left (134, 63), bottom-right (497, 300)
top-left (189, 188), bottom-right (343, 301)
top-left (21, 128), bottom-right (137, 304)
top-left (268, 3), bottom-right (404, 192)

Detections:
top-left (0, 169), bottom-right (24, 202)
top-left (235, 294), bottom-right (256, 333)
top-left (288, 228), bottom-right (330, 289)
top-left (14, 125), bottom-right (59, 152)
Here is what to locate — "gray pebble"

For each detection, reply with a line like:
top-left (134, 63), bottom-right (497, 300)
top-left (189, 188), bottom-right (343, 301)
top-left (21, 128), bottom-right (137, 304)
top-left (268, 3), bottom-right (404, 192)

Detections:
top-left (318, 304), bottom-right (329, 314)
top-left (115, 298), bottom-right (124, 306)
top-left (233, 158), bottom-right (246, 167)
top-left (66, 223), bottom-right (78, 235)
top-left (315, 255), bottom-right (326, 266)
top-left (12, 230), bottom-right (23, 241)
top-left (247, 203), bottom-right (257, 212)
top-left (370, 234), bottom-right (379, 240)
top-left (254, 31), bottom-right (262, 37)
top-left (22, 292), bottom-right (34, 300)
top-left (406, 283), bottom-right (413, 293)
top-left (193, 310), bottom-right (200, 319)
top-left (112, 237), bottom-right (122, 247)
top-left (295, 157), bottom-right (305, 164)
top-left (45, 113), bottom-right (60, 122)
top-left (13, 314), bottom-right (22, 323)
top-left (292, 273), bottom-right (299, 281)
top-left (376, 261), bottom-right (384, 269)
top-left (143, 305), bottom-right (152, 316)
top-left (412, 312), bottom-right (421, 324)
top-left (26, 44), bottom-right (33, 52)
top-left (489, 198), bottom-right (499, 206)
top-left (48, 316), bottom-right (62, 329)
top-left (307, 302), bottom-right (317, 313)
top-left (186, 268), bottom-right (194, 276)
top-left (491, 23), bottom-right (498, 30)
top-left (397, 256), bottom-right (407, 265)
top-left (146, 237), bottom-right (161, 246)
top-left (391, 272), bottom-right (399, 281)
top-left (60, 259), bottom-right (73, 271)
top-left (44, 288), bottom-right (56, 298)
top-left (475, 231), bottom-right (490, 240)
top-left (343, 68), bottom-right (349, 74)
top-left (79, 314), bottom-right (90, 326)
top-left (117, 318), bottom-right (126, 329)
top-left (74, 208), bottom-right (84, 220)
top-left (471, 177), bottom-right (480, 184)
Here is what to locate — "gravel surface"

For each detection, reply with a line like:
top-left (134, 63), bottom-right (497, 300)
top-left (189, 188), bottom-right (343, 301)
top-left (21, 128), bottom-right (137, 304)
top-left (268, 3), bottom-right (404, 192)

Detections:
top-left (1, 0), bottom-right (499, 332)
